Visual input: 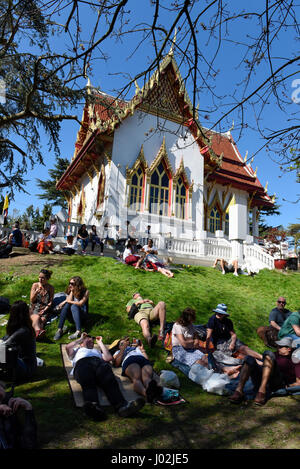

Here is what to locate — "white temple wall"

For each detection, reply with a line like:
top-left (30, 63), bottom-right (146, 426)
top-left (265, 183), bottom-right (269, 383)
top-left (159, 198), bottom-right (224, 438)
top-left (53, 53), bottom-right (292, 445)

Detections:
top-left (108, 110), bottom-right (204, 238)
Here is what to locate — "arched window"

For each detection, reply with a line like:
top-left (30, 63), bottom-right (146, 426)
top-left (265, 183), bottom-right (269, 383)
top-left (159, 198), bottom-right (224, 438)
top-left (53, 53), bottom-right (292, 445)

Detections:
top-left (128, 166), bottom-right (144, 211)
top-left (224, 212), bottom-right (229, 235)
top-left (149, 162), bottom-right (170, 216)
top-left (209, 205), bottom-right (221, 233)
top-left (175, 177), bottom-right (187, 219)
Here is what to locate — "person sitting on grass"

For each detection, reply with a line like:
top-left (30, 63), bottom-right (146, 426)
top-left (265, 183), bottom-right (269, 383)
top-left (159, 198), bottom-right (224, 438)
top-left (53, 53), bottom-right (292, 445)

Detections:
top-left (205, 303), bottom-right (263, 361)
top-left (0, 381), bottom-right (37, 449)
top-left (62, 232), bottom-right (78, 256)
top-left (257, 296), bottom-right (292, 348)
top-left (36, 228), bottom-right (54, 254)
top-left (212, 257), bottom-right (239, 276)
top-left (229, 337), bottom-right (300, 406)
top-left (277, 309), bottom-right (300, 343)
top-left (65, 333), bottom-right (145, 421)
top-left (1, 301), bottom-right (37, 383)
top-left (172, 308), bottom-right (242, 378)
top-left (53, 276), bottom-right (89, 341)
top-left (143, 252), bottom-right (174, 278)
top-left (112, 337), bottom-right (163, 402)
top-left (126, 293), bottom-right (166, 347)
top-left (29, 269), bottom-right (54, 339)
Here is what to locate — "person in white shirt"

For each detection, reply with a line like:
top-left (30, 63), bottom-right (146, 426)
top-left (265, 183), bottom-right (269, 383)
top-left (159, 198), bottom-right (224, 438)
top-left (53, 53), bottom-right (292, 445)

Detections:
top-left (62, 232), bottom-right (78, 256)
top-left (65, 333), bottom-right (145, 420)
top-left (212, 257), bottom-right (239, 276)
top-left (141, 239), bottom-right (158, 255)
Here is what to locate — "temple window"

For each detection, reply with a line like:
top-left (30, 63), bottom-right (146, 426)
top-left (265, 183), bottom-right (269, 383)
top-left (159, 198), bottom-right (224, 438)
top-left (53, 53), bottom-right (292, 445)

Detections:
top-left (224, 212), bottom-right (229, 236)
top-left (175, 177), bottom-right (187, 219)
top-left (149, 161), bottom-right (170, 216)
top-left (208, 205), bottom-right (221, 233)
top-left (128, 165), bottom-right (144, 211)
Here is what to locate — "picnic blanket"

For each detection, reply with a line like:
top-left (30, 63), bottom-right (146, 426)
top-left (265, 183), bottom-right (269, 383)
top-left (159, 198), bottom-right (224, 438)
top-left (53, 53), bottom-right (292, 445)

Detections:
top-left (60, 344), bottom-right (141, 407)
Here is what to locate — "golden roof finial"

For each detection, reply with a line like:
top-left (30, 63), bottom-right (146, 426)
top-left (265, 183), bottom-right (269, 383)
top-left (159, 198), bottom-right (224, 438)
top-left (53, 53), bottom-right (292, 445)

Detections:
top-left (244, 150), bottom-right (248, 162)
top-left (168, 27), bottom-right (177, 55)
top-left (253, 167), bottom-right (258, 177)
top-left (264, 181), bottom-right (268, 192)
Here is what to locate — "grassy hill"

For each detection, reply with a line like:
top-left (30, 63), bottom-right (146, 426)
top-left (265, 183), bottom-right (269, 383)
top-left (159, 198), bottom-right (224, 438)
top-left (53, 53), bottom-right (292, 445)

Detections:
top-left (0, 255), bottom-right (299, 449)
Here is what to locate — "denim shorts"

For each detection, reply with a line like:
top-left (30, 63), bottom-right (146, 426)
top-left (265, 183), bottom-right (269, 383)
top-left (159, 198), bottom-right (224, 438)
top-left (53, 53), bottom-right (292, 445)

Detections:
top-left (121, 355), bottom-right (151, 376)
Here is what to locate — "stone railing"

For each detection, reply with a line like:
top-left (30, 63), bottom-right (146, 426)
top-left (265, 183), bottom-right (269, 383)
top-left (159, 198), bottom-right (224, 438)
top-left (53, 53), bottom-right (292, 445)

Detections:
top-left (203, 238), bottom-right (232, 259)
top-left (244, 243), bottom-right (274, 270)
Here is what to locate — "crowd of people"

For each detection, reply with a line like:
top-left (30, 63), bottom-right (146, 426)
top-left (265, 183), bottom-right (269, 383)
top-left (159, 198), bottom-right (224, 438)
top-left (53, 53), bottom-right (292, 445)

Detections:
top-left (0, 261), bottom-right (299, 447)
top-left (0, 220), bottom-right (299, 447)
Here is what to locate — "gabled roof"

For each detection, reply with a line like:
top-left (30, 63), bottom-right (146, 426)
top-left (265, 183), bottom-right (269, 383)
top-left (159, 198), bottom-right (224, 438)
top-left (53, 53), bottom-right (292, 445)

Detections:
top-left (57, 55), bottom-right (274, 209)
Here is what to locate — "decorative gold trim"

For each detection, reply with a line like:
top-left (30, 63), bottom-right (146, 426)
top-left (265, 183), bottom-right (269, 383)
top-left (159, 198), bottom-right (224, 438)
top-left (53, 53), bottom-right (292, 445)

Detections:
top-left (247, 191), bottom-right (257, 210)
top-left (126, 145), bottom-right (148, 184)
top-left (146, 137), bottom-right (174, 179)
top-left (173, 157), bottom-right (191, 187)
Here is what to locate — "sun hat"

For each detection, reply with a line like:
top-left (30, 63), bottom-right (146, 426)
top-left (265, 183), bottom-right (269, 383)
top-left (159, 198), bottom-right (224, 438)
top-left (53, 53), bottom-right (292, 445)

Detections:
top-left (275, 337), bottom-right (293, 348)
top-left (213, 303), bottom-right (229, 316)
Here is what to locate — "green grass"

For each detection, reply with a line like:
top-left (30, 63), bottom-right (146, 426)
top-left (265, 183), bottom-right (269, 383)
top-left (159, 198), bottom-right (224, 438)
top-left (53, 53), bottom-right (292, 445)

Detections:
top-left (0, 255), bottom-right (299, 449)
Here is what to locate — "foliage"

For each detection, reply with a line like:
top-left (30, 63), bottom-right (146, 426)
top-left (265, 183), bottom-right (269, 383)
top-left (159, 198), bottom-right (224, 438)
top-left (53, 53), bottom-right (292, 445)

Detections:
top-left (36, 157), bottom-right (71, 210)
top-left (287, 223), bottom-right (300, 253)
top-left (0, 0), bottom-right (299, 200)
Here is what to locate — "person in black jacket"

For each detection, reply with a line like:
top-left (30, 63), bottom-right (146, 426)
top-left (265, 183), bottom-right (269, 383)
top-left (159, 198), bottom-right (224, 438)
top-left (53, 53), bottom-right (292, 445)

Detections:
top-left (2, 301), bottom-right (37, 383)
top-left (0, 381), bottom-right (37, 448)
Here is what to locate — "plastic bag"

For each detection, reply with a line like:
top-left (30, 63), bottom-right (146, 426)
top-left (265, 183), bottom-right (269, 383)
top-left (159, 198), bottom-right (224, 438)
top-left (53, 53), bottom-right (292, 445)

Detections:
top-left (292, 348), bottom-right (300, 364)
top-left (188, 363), bottom-right (214, 386)
top-left (159, 370), bottom-right (180, 389)
top-left (202, 372), bottom-right (230, 395)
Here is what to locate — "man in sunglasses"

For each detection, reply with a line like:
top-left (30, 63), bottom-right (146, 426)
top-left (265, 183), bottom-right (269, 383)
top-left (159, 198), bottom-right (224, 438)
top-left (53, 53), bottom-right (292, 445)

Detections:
top-left (257, 297), bottom-right (292, 347)
top-left (65, 333), bottom-right (145, 421)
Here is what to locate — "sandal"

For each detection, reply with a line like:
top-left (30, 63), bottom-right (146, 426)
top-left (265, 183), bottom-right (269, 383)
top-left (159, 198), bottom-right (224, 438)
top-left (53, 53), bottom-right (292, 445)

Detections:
top-left (254, 391), bottom-right (267, 406)
top-left (229, 390), bottom-right (244, 404)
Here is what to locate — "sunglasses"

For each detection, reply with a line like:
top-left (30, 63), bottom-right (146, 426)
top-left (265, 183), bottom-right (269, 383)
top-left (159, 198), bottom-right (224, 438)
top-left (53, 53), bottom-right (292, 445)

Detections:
top-left (277, 301), bottom-right (286, 305)
top-left (69, 282), bottom-right (75, 286)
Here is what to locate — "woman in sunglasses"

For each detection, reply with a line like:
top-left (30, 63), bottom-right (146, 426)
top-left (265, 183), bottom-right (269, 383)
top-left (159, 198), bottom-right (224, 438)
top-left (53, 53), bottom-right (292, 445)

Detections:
top-left (53, 276), bottom-right (89, 341)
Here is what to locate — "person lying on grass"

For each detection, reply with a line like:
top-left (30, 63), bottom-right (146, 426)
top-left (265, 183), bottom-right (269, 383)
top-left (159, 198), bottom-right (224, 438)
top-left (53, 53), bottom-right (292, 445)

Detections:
top-left (65, 333), bottom-right (145, 421)
top-left (112, 337), bottom-right (163, 403)
top-left (126, 293), bottom-right (166, 347)
top-left (229, 337), bottom-right (300, 406)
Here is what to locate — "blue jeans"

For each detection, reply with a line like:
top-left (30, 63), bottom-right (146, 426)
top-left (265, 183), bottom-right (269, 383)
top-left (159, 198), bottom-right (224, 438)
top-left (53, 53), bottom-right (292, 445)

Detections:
top-left (58, 303), bottom-right (88, 331)
top-left (79, 238), bottom-right (89, 251)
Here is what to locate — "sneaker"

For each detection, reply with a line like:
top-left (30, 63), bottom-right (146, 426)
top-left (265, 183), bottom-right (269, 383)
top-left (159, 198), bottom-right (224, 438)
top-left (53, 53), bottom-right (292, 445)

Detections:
top-left (222, 270), bottom-right (226, 275)
top-left (233, 272), bottom-right (239, 277)
top-left (118, 397), bottom-right (145, 417)
top-left (83, 402), bottom-right (107, 421)
top-left (68, 331), bottom-right (81, 340)
top-left (53, 330), bottom-right (62, 341)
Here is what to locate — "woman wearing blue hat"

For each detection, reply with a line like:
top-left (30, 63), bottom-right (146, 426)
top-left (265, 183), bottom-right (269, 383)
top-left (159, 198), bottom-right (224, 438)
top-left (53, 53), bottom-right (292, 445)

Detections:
top-left (205, 303), bottom-right (262, 360)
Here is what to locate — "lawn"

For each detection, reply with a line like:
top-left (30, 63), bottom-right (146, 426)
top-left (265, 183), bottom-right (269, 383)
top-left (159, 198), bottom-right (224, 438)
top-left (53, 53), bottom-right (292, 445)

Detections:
top-left (0, 254), bottom-right (299, 450)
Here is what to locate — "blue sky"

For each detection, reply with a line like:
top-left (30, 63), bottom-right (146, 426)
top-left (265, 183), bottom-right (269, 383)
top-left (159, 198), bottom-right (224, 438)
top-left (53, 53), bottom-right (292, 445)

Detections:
top-left (6, 0), bottom-right (299, 229)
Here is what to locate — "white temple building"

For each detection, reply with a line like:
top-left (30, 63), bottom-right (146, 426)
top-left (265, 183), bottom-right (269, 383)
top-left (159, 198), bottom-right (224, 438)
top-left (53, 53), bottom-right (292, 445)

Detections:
top-left (56, 51), bottom-right (275, 269)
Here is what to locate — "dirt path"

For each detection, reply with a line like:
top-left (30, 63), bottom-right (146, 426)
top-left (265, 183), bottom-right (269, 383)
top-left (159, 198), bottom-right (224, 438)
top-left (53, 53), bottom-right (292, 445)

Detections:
top-left (0, 253), bottom-right (67, 276)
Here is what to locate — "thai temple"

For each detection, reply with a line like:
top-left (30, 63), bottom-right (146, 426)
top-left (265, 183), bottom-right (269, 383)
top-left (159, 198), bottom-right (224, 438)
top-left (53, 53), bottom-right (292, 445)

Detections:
top-left (56, 48), bottom-right (275, 270)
